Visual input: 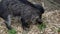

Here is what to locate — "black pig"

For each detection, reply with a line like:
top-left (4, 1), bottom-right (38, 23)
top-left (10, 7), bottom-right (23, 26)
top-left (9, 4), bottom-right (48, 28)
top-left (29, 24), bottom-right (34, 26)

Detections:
top-left (0, 0), bottom-right (44, 30)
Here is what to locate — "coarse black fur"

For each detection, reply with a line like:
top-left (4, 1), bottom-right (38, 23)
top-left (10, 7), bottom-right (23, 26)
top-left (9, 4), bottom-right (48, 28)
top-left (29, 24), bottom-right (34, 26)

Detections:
top-left (19, 0), bottom-right (44, 14)
top-left (0, 0), bottom-right (44, 30)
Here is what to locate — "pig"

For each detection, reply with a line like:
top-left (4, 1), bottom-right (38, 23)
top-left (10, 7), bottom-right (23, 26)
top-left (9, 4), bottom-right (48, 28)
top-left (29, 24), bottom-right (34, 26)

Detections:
top-left (0, 0), bottom-right (44, 30)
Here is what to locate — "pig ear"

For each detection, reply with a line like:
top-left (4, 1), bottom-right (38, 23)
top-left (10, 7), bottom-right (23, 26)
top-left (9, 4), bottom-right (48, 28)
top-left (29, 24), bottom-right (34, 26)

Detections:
top-left (33, 4), bottom-right (44, 14)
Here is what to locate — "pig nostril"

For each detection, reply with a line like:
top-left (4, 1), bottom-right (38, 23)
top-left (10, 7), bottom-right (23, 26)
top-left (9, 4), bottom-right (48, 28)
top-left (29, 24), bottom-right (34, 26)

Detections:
top-left (36, 19), bottom-right (43, 24)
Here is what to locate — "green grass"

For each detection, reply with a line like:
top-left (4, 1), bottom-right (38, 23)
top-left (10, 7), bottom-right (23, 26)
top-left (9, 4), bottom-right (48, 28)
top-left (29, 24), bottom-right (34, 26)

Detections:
top-left (38, 23), bottom-right (46, 31)
top-left (8, 29), bottom-right (16, 34)
top-left (58, 28), bottom-right (60, 32)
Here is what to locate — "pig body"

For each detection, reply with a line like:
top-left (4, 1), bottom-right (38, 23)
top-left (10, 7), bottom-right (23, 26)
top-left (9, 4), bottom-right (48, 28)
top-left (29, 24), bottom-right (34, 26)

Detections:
top-left (0, 0), bottom-right (44, 30)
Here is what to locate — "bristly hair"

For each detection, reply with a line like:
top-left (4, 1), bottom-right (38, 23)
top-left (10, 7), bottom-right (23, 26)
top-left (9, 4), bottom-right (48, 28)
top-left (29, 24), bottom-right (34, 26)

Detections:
top-left (18, 0), bottom-right (44, 14)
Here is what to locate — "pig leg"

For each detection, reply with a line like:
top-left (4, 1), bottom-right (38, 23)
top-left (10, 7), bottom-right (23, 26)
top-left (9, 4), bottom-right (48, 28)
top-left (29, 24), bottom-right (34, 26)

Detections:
top-left (2, 14), bottom-right (12, 30)
top-left (21, 18), bottom-right (29, 30)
